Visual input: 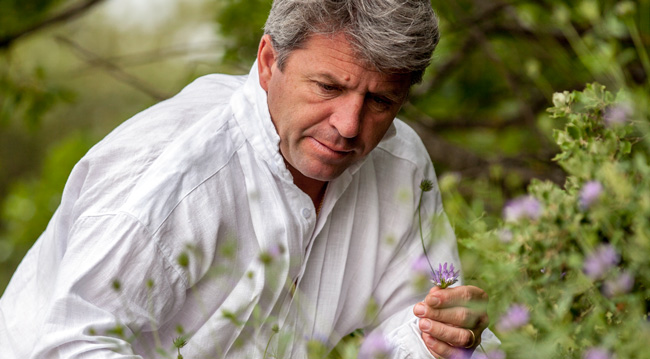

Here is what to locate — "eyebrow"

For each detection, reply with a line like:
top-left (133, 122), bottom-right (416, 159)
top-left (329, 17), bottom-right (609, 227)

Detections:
top-left (309, 73), bottom-right (406, 103)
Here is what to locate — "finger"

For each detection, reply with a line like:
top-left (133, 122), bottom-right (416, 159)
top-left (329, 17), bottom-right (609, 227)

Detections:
top-left (425, 285), bottom-right (488, 309)
top-left (418, 318), bottom-right (477, 348)
top-left (418, 304), bottom-right (480, 328)
top-left (421, 332), bottom-right (444, 358)
top-left (421, 332), bottom-right (473, 359)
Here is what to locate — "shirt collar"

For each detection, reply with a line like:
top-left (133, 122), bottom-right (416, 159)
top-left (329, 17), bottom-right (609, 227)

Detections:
top-left (230, 61), bottom-right (292, 181)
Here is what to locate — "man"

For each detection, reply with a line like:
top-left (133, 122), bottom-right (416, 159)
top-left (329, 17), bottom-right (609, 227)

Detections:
top-left (0, 0), bottom-right (498, 358)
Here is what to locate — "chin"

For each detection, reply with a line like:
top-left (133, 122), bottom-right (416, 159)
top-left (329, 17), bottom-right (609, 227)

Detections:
top-left (300, 166), bottom-right (347, 182)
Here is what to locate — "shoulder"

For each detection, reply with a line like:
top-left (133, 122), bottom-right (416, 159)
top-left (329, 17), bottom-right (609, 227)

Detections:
top-left (360, 119), bottom-right (441, 210)
top-left (374, 119), bottom-right (434, 174)
top-left (103, 73), bottom-right (247, 142)
top-left (63, 73), bottom-right (248, 218)
top-left (173, 73), bottom-right (247, 104)
top-left (85, 73), bottom-right (246, 156)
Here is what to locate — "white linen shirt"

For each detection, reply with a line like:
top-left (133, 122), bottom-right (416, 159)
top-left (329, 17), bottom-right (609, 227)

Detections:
top-left (0, 63), bottom-right (497, 358)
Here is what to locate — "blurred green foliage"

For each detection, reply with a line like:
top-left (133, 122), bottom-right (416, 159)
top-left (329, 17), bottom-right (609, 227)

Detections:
top-left (0, 133), bottom-right (93, 287)
top-left (450, 83), bottom-right (650, 359)
top-left (215, 0), bottom-right (272, 65)
top-left (0, 0), bottom-right (65, 37)
top-left (0, 0), bottom-right (649, 357)
top-left (0, 62), bottom-right (75, 129)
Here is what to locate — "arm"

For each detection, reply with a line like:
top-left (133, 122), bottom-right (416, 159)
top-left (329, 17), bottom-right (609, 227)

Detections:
top-left (27, 214), bottom-right (187, 358)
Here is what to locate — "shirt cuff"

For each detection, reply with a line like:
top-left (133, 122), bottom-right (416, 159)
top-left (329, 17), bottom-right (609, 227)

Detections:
top-left (384, 317), bottom-right (436, 359)
top-left (384, 316), bottom-right (502, 359)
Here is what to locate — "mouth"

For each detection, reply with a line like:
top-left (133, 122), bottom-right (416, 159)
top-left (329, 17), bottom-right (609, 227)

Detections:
top-left (310, 137), bottom-right (355, 157)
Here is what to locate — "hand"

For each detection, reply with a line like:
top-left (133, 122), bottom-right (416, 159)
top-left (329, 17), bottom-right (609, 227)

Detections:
top-left (413, 286), bottom-right (489, 359)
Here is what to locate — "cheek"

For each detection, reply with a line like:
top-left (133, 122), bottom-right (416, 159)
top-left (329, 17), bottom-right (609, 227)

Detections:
top-left (361, 117), bottom-right (394, 146)
top-left (291, 106), bottom-right (333, 135)
top-left (267, 88), bottom-right (298, 139)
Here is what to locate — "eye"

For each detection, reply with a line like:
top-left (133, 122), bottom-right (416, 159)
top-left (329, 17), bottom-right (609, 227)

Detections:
top-left (369, 95), bottom-right (393, 111)
top-left (371, 95), bottom-right (391, 105)
top-left (317, 82), bottom-right (340, 93)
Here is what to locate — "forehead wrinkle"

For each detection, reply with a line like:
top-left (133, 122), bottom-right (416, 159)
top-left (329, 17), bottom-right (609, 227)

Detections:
top-left (310, 68), bottom-right (406, 99)
top-left (292, 34), bottom-right (410, 99)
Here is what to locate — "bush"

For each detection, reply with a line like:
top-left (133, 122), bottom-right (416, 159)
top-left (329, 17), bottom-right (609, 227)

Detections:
top-left (452, 83), bottom-right (650, 359)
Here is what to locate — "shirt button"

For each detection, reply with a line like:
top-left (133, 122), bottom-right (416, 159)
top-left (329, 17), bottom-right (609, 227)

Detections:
top-left (301, 208), bottom-right (311, 219)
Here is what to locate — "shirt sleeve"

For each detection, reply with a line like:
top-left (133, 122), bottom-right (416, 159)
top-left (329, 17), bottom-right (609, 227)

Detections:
top-left (375, 310), bottom-right (501, 359)
top-left (29, 213), bottom-right (187, 359)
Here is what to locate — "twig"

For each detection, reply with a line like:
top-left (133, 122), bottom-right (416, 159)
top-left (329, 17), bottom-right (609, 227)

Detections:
top-left (55, 36), bottom-right (172, 101)
top-left (0, 0), bottom-right (107, 49)
top-left (102, 40), bottom-right (225, 67)
top-left (402, 101), bottom-right (528, 131)
top-left (406, 118), bottom-right (565, 185)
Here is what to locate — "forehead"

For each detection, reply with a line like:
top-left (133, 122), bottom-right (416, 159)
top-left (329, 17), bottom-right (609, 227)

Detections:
top-left (284, 33), bottom-right (412, 93)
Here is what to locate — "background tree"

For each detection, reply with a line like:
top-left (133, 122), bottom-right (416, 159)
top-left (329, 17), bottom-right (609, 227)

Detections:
top-left (0, 4), bottom-right (648, 357)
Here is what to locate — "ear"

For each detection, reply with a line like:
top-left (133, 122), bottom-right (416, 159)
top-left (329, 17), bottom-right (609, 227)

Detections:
top-left (257, 34), bottom-right (277, 92)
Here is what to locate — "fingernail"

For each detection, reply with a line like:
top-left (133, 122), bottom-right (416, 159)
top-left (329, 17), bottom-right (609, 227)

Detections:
top-left (414, 303), bottom-right (426, 316)
top-left (420, 319), bottom-right (431, 331)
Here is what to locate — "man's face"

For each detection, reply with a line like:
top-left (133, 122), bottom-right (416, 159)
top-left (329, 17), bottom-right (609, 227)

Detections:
top-left (258, 33), bottom-right (411, 182)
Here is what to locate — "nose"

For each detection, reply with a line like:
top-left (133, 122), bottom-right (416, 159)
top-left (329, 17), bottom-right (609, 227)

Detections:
top-left (329, 94), bottom-right (363, 139)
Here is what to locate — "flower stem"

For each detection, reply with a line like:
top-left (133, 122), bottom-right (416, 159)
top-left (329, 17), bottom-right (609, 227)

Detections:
top-left (417, 184), bottom-right (436, 275)
top-left (263, 331), bottom-right (275, 359)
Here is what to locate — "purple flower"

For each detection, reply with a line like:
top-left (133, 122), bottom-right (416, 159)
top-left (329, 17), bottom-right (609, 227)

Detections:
top-left (583, 347), bottom-right (613, 359)
top-left (475, 349), bottom-right (506, 359)
top-left (411, 255), bottom-right (431, 276)
top-left (496, 304), bottom-right (530, 332)
top-left (603, 271), bottom-right (634, 297)
top-left (358, 331), bottom-right (393, 359)
top-left (603, 103), bottom-right (632, 126)
top-left (449, 349), bottom-right (474, 359)
top-left (583, 244), bottom-right (619, 280)
top-left (430, 262), bottom-right (460, 289)
top-left (503, 195), bottom-right (542, 222)
top-left (580, 181), bottom-right (603, 209)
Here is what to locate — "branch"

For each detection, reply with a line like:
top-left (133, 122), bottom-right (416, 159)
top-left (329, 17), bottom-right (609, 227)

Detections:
top-left (0, 0), bottom-right (107, 49)
top-left (447, 1), bottom-right (513, 31)
top-left (63, 40), bottom-right (225, 78)
top-left (406, 117), bottom-right (565, 186)
top-left (402, 96), bottom-right (560, 160)
top-left (55, 36), bottom-right (172, 101)
top-left (103, 41), bottom-right (225, 67)
top-left (413, 1), bottom-right (511, 97)
top-left (401, 102), bottom-right (527, 131)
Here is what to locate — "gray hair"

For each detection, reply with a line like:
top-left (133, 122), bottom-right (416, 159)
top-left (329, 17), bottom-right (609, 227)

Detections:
top-left (263, 0), bottom-right (439, 84)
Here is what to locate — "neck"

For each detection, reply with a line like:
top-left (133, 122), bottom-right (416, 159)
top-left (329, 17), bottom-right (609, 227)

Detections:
top-left (286, 165), bottom-right (328, 213)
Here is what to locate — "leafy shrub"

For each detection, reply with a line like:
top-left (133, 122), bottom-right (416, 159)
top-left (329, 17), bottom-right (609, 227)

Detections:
top-left (452, 83), bottom-right (650, 359)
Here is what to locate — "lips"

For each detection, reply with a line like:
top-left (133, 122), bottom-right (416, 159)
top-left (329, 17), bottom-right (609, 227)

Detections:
top-left (309, 137), bottom-right (356, 158)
